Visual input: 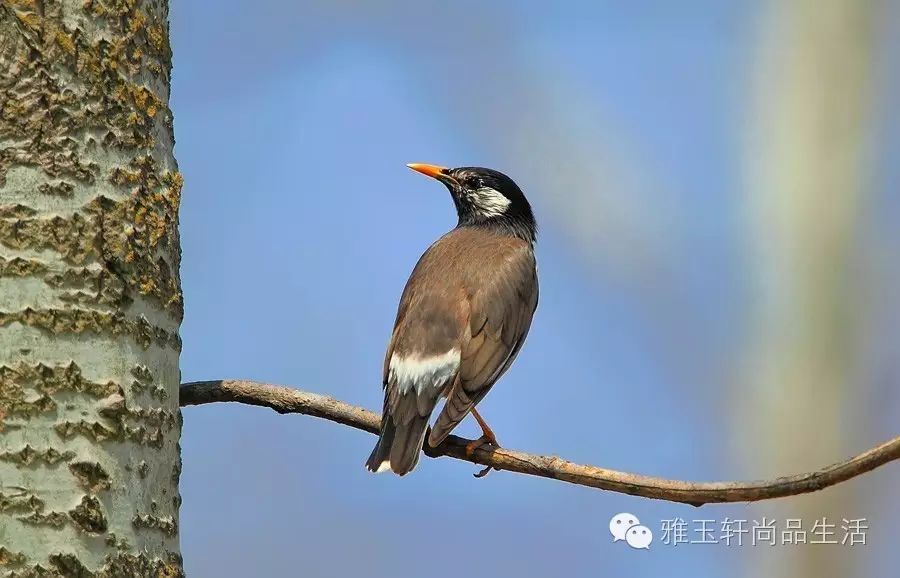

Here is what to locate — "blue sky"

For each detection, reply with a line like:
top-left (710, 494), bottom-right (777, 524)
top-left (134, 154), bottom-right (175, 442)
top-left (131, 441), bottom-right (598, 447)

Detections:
top-left (169, 2), bottom-right (899, 576)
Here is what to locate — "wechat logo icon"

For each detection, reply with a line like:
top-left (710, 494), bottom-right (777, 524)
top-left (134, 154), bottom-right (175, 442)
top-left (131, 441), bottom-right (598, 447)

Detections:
top-left (610, 513), bottom-right (653, 550)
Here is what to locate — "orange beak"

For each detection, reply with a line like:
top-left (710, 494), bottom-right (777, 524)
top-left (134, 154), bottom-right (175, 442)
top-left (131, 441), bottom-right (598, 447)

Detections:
top-left (407, 163), bottom-right (450, 180)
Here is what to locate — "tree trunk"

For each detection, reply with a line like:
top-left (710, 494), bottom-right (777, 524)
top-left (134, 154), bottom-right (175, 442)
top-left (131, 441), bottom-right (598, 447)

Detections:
top-left (0, 1), bottom-right (183, 575)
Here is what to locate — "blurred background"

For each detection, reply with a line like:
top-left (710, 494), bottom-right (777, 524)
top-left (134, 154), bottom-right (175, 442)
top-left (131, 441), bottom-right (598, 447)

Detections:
top-left (169, 1), bottom-right (899, 576)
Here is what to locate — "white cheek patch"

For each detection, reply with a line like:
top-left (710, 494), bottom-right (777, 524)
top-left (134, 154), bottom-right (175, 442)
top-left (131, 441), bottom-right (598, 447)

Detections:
top-left (469, 186), bottom-right (511, 217)
top-left (389, 349), bottom-right (460, 396)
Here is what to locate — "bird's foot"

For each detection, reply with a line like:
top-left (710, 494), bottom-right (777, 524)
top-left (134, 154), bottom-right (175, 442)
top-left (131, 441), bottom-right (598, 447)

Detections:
top-left (465, 434), bottom-right (500, 478)
top-left (464, 434), bottom-right (499, 457)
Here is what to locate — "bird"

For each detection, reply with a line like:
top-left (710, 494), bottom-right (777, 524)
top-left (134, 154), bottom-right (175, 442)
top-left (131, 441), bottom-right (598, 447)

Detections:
top-left (365, 163), bottom-right (539, 476)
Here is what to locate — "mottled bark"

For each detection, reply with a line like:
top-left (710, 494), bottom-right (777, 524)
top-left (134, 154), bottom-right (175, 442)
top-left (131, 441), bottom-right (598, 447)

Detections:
top-left (0, 0), bottom-right (183, 576)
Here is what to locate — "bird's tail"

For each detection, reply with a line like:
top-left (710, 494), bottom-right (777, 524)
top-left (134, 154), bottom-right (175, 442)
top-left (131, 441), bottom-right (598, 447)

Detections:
top-left (365, 412), bottom-right (429, 476)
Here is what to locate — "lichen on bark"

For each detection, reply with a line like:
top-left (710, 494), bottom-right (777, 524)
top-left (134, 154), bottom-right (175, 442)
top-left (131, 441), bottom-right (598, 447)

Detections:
top-left (0, 0), bottom-right (183, 575)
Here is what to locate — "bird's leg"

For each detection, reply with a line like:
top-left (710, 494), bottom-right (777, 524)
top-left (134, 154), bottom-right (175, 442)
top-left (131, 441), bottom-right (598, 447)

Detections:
top-left (466, 408), bottom-right (500, 478)
top-left (468, 407), bottom-right (500, 448)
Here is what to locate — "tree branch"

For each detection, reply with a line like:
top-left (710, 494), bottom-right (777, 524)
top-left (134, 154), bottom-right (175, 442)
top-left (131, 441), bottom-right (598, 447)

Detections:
top-left (179, 380), bottom-right (900, 506)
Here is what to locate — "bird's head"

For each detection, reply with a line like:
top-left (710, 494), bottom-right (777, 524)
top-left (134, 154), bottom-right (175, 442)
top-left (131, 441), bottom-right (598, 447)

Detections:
top-left (407, 163), bottom-right (536, 243)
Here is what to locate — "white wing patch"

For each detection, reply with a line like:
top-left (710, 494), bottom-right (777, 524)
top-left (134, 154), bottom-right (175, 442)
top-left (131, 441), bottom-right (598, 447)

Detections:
top-left (389, 349), bottom-right (460, 396)
top-left (469, 186), bottom-right (511, 218)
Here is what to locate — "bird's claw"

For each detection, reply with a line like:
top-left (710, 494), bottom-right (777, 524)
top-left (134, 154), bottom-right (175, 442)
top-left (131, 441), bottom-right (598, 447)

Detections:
top-left (464, 434), bottom-right (497, 457)
top-left (465, 435), bottom-right (500, 478)
top-left (473, 465), bottom-right (493, 478)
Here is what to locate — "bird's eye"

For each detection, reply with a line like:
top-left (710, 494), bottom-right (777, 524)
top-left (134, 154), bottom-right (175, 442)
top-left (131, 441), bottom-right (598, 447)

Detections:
top-left (464, 176), bottom-right (481, 189)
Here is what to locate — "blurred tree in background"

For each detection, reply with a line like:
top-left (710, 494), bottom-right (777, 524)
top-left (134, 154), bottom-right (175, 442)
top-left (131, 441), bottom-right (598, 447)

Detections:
top-left (739, 1), bottom-right (878, 577)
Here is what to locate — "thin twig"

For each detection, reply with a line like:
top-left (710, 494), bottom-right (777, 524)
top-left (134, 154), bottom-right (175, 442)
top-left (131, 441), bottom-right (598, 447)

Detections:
top-left (179, 379), bottom-right (900, 506)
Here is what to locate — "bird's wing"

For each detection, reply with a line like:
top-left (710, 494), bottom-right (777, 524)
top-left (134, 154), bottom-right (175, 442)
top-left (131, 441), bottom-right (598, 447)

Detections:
top-left (427, 250), bottom-right (538, 447)
top-left (377, 246), bottom-right (468, 463)
top-left (369, 234), bottom-right (475, 474)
